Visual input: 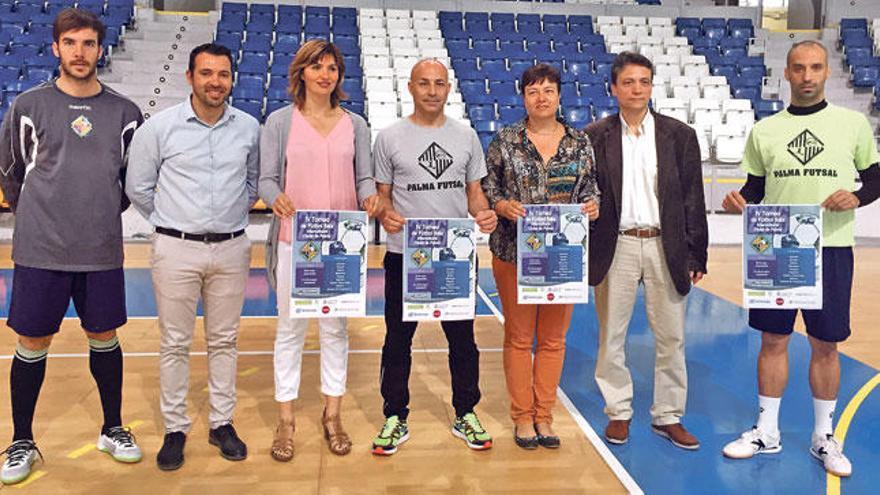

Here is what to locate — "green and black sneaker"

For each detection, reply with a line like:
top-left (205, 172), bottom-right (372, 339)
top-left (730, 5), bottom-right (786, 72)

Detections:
top-left (371, 415), bottom-right (409, 456)
top-left (452, 412), bottom-right (493, 450)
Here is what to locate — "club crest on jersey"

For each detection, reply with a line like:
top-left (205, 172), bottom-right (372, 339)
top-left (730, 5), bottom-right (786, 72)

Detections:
top-left (418, 142), bottom-right (453, 179)
top-left (70, 115), bottom-right (93, 138)
top-left (787, 129), bottom-right (824, 165)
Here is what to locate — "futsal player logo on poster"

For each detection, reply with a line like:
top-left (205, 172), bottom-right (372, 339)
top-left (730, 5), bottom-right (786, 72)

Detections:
top-left (290, 210), bottom-right (368, 318)
top-left (403, 218), bottom-right (477, 321)
top-left (743, 204), bottom-right (822, 309)
top-left (516, 204), bottom-right (589, 304)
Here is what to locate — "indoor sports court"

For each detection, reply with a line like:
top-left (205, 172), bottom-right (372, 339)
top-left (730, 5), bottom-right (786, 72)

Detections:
top-left (1, 0), bottom-right (880, 494)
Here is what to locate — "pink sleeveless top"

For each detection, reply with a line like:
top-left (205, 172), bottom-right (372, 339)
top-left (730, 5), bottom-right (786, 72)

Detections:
top-left (280, 107), bottom-right (358, 243)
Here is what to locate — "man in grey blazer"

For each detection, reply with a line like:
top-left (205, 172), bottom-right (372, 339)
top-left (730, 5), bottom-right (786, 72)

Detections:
top-left (585, 52), bottom-right (708, 449)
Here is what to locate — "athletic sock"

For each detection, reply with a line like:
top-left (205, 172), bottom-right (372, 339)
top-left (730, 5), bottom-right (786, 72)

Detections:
top-left (813, 398), bottom-right (836, 438)
top-left (756, 395), bottom-right (781, 437)
top-left (10, 343), bottom-right (48, 441)
top-left (88, 336), bottom-right (123, 435)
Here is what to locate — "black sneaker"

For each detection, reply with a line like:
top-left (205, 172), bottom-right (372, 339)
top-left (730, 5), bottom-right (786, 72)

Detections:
top-left (208, 424), bottom-right (247, 461)
top-left (156, 432), bottom-right (186, 471)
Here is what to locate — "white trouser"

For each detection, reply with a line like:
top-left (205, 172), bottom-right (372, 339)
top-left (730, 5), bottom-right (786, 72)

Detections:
top-left (274, 242), bottom-right (349, 402)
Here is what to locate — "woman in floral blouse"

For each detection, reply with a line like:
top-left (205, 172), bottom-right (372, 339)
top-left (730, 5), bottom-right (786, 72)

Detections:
top-left (481, 63), bottom-right (600, 450)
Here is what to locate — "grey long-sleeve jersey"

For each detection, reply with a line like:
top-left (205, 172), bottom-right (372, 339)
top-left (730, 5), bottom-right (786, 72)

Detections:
top-left (0, 81), bottom-right (143, 271)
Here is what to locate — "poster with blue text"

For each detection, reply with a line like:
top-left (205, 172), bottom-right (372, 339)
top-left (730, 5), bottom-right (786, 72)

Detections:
top-left (290, 210), bottom-right (368, 318)
top-left (517, 204), bottom-right (589, 304)
top-left (403, 218), bottom-right (477, 321)
top-left (743, 204), bottom-right (822, 309)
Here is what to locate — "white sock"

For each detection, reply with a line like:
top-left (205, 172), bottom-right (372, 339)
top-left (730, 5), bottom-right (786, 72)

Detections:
top-left (813, 398), bottom-right (836, 438)
top-left (756, 395), bottom-right (781, 436)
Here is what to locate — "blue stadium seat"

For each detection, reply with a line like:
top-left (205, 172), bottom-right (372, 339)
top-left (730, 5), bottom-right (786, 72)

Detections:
top-left (232, 85), bottom-right (264, 102)
top-left (754, 99), bottom-right (783, 119)
top-left (24, 67), bottom-right (52, 82)
top-left (564, 106), bottom-right (591, 127)
top-left (467, 104), bottom-right (496, 122)
top-left (265, 99), bottom-right (288, 116)
top-left (544, 21), bottom-right (567, 36)
top-left (460, 79), bottom-right (487, 96)
top-left (237, 55), bottom-right (269, 74)
top-left (473, 120), bottom-right (502, 134)
top-left (733, 86), bottom-right (760, 101)
top-left (498, 105), bottom-right (525, 124)
top-left (509, 60), bottom-right (535, 77)
top-left (560, 83), bottom-right (579, 99)
top-left (489, 80), bottom-right (518, 96)
top-left (738, 64), bottom-right (766, 79)
top-left (579, 83), bottom-right (608, 99)
top-left (342, 99), bottom-right (364, 116)
top-left (853, 65), bottom-right (880, 87)
top-left (233, 100), bottom-right (263, 121)
top-left (527, 40), bottom-right (552, 54)
top-left (0, 67), bottom-right (19, 82)
top-left (266, 86), bottom-right (288, 101)
top-left (711, 64), bottom-right (737, 80)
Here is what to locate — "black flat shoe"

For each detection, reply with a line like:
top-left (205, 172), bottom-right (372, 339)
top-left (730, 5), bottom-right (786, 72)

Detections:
top-left (514, 434), bottom-right (540, 449)
top-left (209, 424), bottom-right (247, 461)
top-left (156, 432), bottom-right (186, 471)
top-left (537, 433), bottom-right (561, 449)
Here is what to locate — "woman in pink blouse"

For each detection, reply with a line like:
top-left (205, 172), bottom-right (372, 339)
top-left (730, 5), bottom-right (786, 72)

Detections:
top-left (258, 40), bottom-right (379, 461)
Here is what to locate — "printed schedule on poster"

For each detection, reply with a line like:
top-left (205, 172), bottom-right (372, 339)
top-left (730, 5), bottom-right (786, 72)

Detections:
top-left (403, 218), bottom-right (477, 321)
top-left (743, 204), bottom-right (822, 310)
top-left (517, 204), bottom-right (589, 304)
top-left (290, 210), bottom-right (368, 318)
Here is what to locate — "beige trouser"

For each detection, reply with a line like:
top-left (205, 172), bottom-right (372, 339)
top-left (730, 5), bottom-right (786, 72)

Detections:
top-left (594, 235), bottom-right (688, 426)
top-left (151, 233), bottom-right (251, 433)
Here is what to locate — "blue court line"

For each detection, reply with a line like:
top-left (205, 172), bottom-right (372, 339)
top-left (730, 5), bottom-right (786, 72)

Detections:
top-left (479, 281), bottom-right (880, 494)
top-left (0, 268), bottom-right (495, 318)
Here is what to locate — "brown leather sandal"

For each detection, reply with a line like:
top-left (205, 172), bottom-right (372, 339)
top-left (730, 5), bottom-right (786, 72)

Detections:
top-left (322, 411), bottom-right (352, 456)
top-left (270, 420), bottom-right (295, 462)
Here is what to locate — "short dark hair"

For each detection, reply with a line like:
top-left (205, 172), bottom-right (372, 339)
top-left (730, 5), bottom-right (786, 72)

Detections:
top-left (611, 51), bottom-right (654, 85)
top-left (53, 8), bottom-right (105, 45)
top-left (786, 40), bottom-right (828, 66)
top-left (188, 43), bottom-right (234, 73)
top-left (520, 63), bottom-right (561, 93)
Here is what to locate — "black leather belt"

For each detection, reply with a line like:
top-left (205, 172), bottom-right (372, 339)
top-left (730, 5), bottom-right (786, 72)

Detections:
top-left (156, 227), bottom-right (246, 243)
top-left (619, 227), bottom-right (661, 238)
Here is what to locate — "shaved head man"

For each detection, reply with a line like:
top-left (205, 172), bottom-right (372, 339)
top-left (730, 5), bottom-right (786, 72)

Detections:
top-left (369, 59), bottom-right (498, 455)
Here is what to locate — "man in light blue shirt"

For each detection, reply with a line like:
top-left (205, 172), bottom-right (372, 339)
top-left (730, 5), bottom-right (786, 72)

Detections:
top-left (126, 43), bottom-right (259, 471)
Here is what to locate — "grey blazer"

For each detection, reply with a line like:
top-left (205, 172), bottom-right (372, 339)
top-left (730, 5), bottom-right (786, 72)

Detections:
top-left (258, 104), bottom-right (375, 290)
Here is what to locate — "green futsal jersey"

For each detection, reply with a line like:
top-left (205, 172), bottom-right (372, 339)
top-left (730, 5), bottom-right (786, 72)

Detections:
top-left (741, 103), bottom-right (880, 247)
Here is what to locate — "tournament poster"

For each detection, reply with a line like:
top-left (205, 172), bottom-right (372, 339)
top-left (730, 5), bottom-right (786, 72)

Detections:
top-left (517, 204), bottom-right (589, 304)
top-left (403, 218), bottom-right (477, 321)
top-left (290, 210), bottom-right (368, 318)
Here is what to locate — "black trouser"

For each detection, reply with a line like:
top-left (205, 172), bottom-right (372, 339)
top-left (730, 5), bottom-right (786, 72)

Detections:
top-left (380, 252), bottom-right (481, 420)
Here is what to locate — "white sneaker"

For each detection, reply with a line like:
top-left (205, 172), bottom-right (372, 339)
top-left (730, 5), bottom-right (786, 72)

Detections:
top-left (97, 427), bottom-right (142, 463)
top-left (811, 434), bottom-right (852, 477)
top-left (722, 427), bottom-right (782, 459)
top-left (1, 440), bottom-right (41, 485)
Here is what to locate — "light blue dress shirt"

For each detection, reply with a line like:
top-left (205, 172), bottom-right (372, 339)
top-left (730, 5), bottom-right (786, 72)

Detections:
top-left (126, 97), bottom-right (260, 233)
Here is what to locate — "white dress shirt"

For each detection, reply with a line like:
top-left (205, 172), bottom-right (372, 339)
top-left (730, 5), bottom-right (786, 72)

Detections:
top-left (619, 111), bottom-right (661, 230)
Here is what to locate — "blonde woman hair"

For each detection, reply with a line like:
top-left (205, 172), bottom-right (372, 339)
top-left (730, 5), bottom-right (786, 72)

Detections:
top-left (287, 39), bottom-right (347, 109)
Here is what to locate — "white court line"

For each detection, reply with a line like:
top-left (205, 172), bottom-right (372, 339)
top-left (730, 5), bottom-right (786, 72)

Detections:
top-left (477, 285), bottom-right (644, 495)
top-left (0, 348), bottom-right (504, 360)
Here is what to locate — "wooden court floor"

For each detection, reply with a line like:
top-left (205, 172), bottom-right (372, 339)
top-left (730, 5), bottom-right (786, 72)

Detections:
top-left (0, 243), bottom-right (878, 494)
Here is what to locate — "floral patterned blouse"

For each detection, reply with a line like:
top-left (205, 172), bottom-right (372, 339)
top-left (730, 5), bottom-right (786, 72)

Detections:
top-left (481, 118), bottom-right (600, 264)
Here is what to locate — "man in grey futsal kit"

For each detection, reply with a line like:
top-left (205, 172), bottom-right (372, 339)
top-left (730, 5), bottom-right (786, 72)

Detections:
top-left (0, 8), bottom-right (143, 485)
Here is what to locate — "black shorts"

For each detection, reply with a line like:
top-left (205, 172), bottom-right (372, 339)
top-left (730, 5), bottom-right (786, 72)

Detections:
top-left (7, 265), bottom-right (127, 337)
top-left (748, 247), bottom-right (853, 343)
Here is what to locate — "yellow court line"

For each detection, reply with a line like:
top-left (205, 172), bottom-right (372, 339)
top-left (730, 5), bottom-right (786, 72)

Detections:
top-left (65, 443), bottom-right (94, 459)
top-left (716, 178), bottom-right (747, 184)
top-left (238, 366), bottom-right (259, 377)
top-left (827, 373), bottom-right (880, 495)
top-left (66, 420), bottom-right (144, 458)
top-left (12, 469), bottom-right (47, 489)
